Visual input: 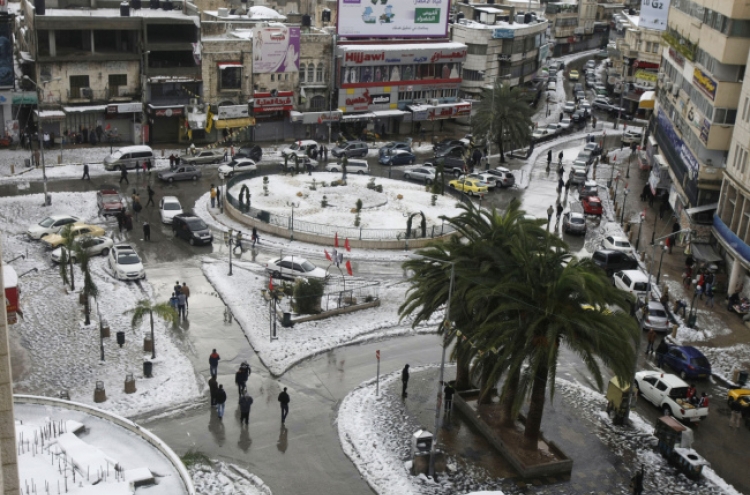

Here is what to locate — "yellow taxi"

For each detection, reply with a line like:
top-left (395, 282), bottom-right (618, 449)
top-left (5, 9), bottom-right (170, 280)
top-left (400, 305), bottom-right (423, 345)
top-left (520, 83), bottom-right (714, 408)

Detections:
top-left (448, 178), bottom-right (489, 196)
top-left (569, 70), bottom-right (580, 81)
top-left (42, 222), bottom-right (106, 249)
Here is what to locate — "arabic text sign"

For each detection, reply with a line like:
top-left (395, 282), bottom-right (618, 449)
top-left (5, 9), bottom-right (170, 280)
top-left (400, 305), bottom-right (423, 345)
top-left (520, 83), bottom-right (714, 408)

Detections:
top-left (337, 0), bottom-right (450, 39)
top-left (693, 67), bottom-right (717, 101)
top-left (253, 26), bottom-right (300, 74)
top-left (639, 0), bottom-right (670, 32)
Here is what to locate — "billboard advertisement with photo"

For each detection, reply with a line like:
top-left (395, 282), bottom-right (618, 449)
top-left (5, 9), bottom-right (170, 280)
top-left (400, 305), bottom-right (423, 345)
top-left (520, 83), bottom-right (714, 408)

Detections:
top-left (639, 0), bottom-right (670, 31)
top-left (337, 0), bottom-right (450, 39)
top-left (253, 26), bottom-right (301, 74)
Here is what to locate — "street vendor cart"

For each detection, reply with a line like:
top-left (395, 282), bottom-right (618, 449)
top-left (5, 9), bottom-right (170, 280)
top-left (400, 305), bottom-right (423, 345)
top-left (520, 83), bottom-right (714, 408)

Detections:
top-left (653, 416), bottom-right (709, 480)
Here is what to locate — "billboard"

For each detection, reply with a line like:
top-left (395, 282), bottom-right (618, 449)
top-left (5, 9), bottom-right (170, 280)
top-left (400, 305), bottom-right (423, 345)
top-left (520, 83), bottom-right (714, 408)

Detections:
top-left (337, 0), bottom-right (450, 39)
top-left (0, 15), bottom-right (14, 88)
top-left (639, 0), bottom-right (670, 31)
top-left (253, 26), bottom-right (300, 74)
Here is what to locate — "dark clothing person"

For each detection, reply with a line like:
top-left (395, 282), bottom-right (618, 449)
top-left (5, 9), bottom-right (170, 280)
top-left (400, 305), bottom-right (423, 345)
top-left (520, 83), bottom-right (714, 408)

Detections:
top-left (239, 395), bottom-right (254, 425)
top-left (444, 382), bottom-right (455, 412)
top-left (209, 350), bottom-right (220, 377)
top-left (119, 167), bottom-right (129, 184)
top-left (278, 388), bottom-right (290, 424)
top-left (181, 283), bottom-right (190, 308)
top-left (558, 150), bottom-right (564, 163)
top-left (547, 150), bottom-right (552, 164)
top-left (556, 203), bottom-right (564, 219)
top-left (177, 293), bottom-right (187, 318)
top-left (402, 364), bottom-right (410, 396)
top-left (216, 385), bottom-right (227, 419)
top-left (235, 368), bottom-right (248, 395)
top-left (656, 340), bottom-right (669, 368)
top-left (146, 186), bottom-right (155, 207)
top-left (645, 328), bottom-right (656, 354)
top-left (252, 227), bottom-right (259, 247)
top-left (143, 222), bottom-right (151, 241)
top-left (208, 376), bottom-right (219, 405)
top-left (174, 282), bottom-right (182, 295)
top-left (631, 467), bottom-right (644, 495)
top-left (82, 163), bottom-right (90, 180)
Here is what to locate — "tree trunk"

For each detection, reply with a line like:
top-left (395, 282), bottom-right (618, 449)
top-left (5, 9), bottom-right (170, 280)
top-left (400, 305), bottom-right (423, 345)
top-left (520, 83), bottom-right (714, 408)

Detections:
top-left (69, 256), bottom-right (75, 291)
top-left (478, 363), bottom-right (494, 404)
top-left (84, 292), bottom-right (90, 325)
top-left (499, 368), bottom-right (520, 427)
top-left (149, 310), bottom-right (156, 359)
top-left (454, 343), bottom-right (472, 391)
top-left (523, 363), bottom-right (549, 450)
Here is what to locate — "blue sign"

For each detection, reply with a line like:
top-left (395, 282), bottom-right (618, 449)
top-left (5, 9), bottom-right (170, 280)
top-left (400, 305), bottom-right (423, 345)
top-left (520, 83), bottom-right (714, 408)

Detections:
top-left (492, 28), bottom-right (515, 39)
top-left (657, 109), bottom-right (699, 173)
top-left (714, 214), bottom-right (750, 264)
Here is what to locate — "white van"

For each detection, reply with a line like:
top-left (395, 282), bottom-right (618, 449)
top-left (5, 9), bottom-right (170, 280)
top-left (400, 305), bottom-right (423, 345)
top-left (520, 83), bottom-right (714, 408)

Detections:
top-left (621, 126), bottom-right (644, 145)
top-left (104, 145), bottom-right (154, 171)
top-left (282, 140), bottom-right (318, 159)
top-left (325, 159), bottom-right (369, 174)
top-left (613, 270), bottom-right (651, 298)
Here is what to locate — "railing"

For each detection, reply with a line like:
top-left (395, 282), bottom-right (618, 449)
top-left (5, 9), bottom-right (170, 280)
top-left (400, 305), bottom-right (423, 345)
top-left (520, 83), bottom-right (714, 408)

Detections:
top-left (225, 172), bottom-right (464, 241)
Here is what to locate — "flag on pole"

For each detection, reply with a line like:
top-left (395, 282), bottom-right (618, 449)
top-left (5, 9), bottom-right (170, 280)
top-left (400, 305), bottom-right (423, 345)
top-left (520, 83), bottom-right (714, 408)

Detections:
top-left (345, 238), bottom-right (350, 252)
top-left (345, 260), bottom-right (353, 276)
top-left (324, 249), bottom-right (332, 261)
top-left (268, 277), bottom-right (274, 291)
top-left (334, 232), bottom-right (339, 247)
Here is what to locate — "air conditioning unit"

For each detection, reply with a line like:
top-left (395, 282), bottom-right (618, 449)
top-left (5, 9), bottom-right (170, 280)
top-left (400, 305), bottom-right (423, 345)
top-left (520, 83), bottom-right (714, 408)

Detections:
top-left (80, 87), bottom-right (92, 98)
top-left (663, 81), bottom-right (672, 91)
top-left (189, 98), bottom-right (198, 106)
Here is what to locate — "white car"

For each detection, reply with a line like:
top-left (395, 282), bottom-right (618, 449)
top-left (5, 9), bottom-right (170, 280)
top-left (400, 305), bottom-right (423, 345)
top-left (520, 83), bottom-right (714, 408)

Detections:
top-left (325, 159), bottom-right (369, 174)
top-left (532, 127), bottom-right (552, 141)
top-left (613, 269), bottom-right (650, 298)
top-left (563, 101), bottom-right (577, 113)
top-left (26, 214), bottom-right (81, 240)
top-left (108, 244), bottom-right (146, 281)
top-left (159, 196), bottom-right (183, 225)
top-left (265, 256), bottom-right (328, 280)
top-left (559, 118), bottom-right (573, 130)
top-left (602, 235), bottom-right (632, 253)
top-left (50, 236), bottom-right (113, 263)
top-left (218, 159), bottom-right (257, 179)
top-left (547, 81), bottom-right (557, 91)
top-left (460, 173), bottom-right (494, 190)
top-left (634, 371), bottom-right (709, 422)
top-left (546, 123), bottom-right (564, 135)
top-left (403, 166), bottom-right (436, 184)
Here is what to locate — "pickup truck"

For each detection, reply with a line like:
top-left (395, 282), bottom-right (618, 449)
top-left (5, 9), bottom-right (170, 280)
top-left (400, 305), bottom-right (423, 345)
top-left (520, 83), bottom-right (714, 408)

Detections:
top-left (179, 149), bottom-right (225, 165)
top-left (635, 371), bottom-right (709, 423)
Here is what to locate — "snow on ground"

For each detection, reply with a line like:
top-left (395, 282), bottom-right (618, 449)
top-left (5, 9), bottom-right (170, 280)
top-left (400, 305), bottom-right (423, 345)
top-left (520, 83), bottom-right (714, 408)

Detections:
top-left (693, 344), bottom-right (750, 383)
top-left (202, 259), bottom-right (437, 376)
top-left (16, 402), bottom-right (189, 495)
top-left (2, 193), bottom-right (201, 417)
top-left (189, 461), bottom-right (272, 495)
top-left (228, 173), bottom-right (461, 230)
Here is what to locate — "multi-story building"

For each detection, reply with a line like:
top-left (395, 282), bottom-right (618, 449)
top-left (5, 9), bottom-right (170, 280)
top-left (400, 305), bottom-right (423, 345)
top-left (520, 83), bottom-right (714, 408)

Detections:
top-left (654, 0), bottom-right (750, 236)
top-left (545, 0), bottom-right (607, 56)
top-left (715, 46), bottom-right (750, 292)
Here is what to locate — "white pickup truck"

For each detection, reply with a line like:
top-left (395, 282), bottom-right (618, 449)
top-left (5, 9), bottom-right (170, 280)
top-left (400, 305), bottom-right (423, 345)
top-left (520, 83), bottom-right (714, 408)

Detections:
top-left (634, 371), bottom-right (709, 423)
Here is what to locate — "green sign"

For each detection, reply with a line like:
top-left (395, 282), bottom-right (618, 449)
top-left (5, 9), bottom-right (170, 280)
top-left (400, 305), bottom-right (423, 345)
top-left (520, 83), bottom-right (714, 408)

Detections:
top-left (415, 8), bottom-right (440, 23)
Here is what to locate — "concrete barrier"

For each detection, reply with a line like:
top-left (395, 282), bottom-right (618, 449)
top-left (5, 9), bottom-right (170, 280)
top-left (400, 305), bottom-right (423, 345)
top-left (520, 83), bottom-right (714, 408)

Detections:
top-left (14, 395), bottom-right (196, 495)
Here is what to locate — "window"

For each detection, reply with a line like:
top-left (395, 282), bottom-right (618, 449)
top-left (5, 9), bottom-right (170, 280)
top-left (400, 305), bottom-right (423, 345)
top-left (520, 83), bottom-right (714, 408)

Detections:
top-left (713, 108), bottom-right (737, 125)
top-left (270, 74), bottom-right (275, 82)
top-left (743, 96), bottom-right (750, 123)
top-left (108, 74), bottom-right (127, 88)
top-left (219, 65), bottom-right (242, 90)
top-left (310, 95), bottom-right (326, 111)
top-left (300, 63), bottom-right (306, 82)
top-left (466, 43), bottom-right (487, 55)
top-left (651, 43), bottom-right (659, 53)
top-left (316, 64), bottom-right (323, 82)
top-left (307, 64), bottom-right (314, 83)
top-left (69, 75), bottom-right (90, 98)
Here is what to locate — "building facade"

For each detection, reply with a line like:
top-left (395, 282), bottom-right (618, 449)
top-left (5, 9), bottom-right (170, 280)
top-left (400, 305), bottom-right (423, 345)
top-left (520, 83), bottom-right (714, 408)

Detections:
top-left (545, 0), bottom-right (607, 56)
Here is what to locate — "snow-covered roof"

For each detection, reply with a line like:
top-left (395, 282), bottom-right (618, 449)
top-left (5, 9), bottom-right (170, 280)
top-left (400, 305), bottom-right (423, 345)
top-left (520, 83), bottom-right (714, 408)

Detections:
top-left (338, 41), bottom-right (466, 53)
top-left (456, 19), bottom-right (547, 30)
top-left (40, 7), bottom-right (199, 22)
top-left (63, 105), bottom-right (108, 113)
top-left (248, 5), bottom-right (286, 20)
top-left (34, 110), bottom-right (66, 119)
top-left (3, 264), bottom-right (17, 289)
top-left (229, 29), bottom-right (254, 40)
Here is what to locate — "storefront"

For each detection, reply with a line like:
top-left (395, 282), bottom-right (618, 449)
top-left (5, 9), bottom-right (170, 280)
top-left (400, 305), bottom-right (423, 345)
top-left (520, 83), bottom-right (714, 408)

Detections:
top-left (147, 105), bottom-right (184, 144)
top-left (33, 110), bottom-right (65, 146)
top-left (0, 91), bottom-right (14, 142)
top-left (290, 110), bottom-right (342, 142)
top-left (105, 102), bottom-right (144, 145)
top-left (252, 90), bottom-right (295, 142)
top-left (214, 104), bottom-right (254, 144)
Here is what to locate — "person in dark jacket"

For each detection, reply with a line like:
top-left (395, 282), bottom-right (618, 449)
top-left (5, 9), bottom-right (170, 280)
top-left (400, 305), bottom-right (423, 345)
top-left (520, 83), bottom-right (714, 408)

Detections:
top-left (208, 375), bottom-right (219, 405)
top-left (235, 366), bottom-right (248, 396)
top-left (208, 349), bottom-right (220, 377)
top-left (656, 339), bottom-right (669, 369)
top-left (181, 282), bottom-right (190, 309)
top-left (119, 167), bottom-right (129, 185)
top-left (216, 384), bottom-right (227, 419)
top-left (142, 221), bottom-right (151, 241)
top-left (278, 387), bottom-right (290, 424)
top-left (146, 185), bottom-right (155, 207)
top-left (631, 465), bottom-right (644, 495)
top-left (402, 364), bottom-right (410, 397)
top-left (81, 163), bottom-right (90, 180)
top-left (239, 394), bottom-right (254, 426)
top-left (443, 381), bottom-right (455, 412)
top-left (174, 281), bottom-right (182, 295)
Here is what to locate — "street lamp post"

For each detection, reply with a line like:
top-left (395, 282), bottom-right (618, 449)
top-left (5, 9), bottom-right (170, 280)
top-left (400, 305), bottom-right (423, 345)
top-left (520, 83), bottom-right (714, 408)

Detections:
top-left (224, 229), bottom-right (242, 276)
top-left (656, 242), bottom-right (668, 285)
top-left (96, 296), bottom-right (105, 362)
top-left (635, 211), bottom-right (645, 252)
top-left (287, 202), bottom-right (300, 241)
top-left (23, 75), bottom-right (50, 207)
top-left (620, 188), bottom-right (629, 225)
top-left (650, 206), bottom-right (658, 245)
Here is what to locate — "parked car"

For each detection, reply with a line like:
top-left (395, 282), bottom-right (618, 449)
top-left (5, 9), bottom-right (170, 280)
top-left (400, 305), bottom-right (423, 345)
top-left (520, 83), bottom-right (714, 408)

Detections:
top-left (578, 180), bottom-right (599, 199)
top-left (575, 90), bottom-right (586, 102)
top-left (50, 236), bottom-right (113, 263)
top-left (281, 156), bottom-right (317, 171)
top-left (41, 223), bottom-right (106, 249)
top-left (577, 149), bottom-right (595, 166)
top-left (634, 371), bottom-right (709, 422)
top-left (559, 118), bottom-right (573, 131)
top-left (580, 102), bottom-right (593, 115)
top-left (594, 84), bottom-right (608, 95)
top-left (586, 78), bottom-right (597, 88)
top-left (218, 159), bottom-right (257, 179)
top-left (325, 159), bottom-right (369, 174)
top-left (448, 178), bottom-right (489, 196)
top-left (562, 211), bottom-right (587, 235)
top-left (546, 123), bottom-right (564, 135)
top-left (571, 109), bottom-right (588, 124)
top-left (331, 140), bottom-right (368, 158)
top-left (569, 70), bottom-right (580, 81)
top-left (432, 146), bottom-right (468, 176)
top-left (573, 83), bottom-right (583, 93)
top-left (380, 141), bottom-right (412, 157)
top-left (563, 101), bottom-right (577, 113)
top-left (460, 173), bottom-right (493, 190)
top-left (569, 166), bottom-right (588, 185)
top-left (265, 256), bottom-right (327, 280)
top-left (636, 300), bottom-right (671, 332)
top-left (622, 127), bottom-right (645, 145)
top-left (27, 214), bottom-right (82, 240)
top-left (108, 243), bottom-right (146, 281)
top-left (157, 166), bottom-right (201, 182)
top-left (379, 149), bottom-right (416, 166)
top-left (602, 235), bottom-right (632, 253)
top-left (584, 142), bottom-right (603, 156)
top-left (547, 80), bottom-right (557, 91)
top-left (103, 145), bottom-right (154, 171)
top-left (172, 214), bottom-right (213, 245)
top-left (180, 149), bottom-right (225, 165)
top-left (573, 158), bottom-right (591, 172)
top-left (585, 60), bottom-right (596, 70)
top-left (403, 166), bottom-right (437, 184)
top-left (582, 196), bottom-right (603, 216)
top-left (485, 167), bottom-right (516, 187)
top-left (593, 97), bottom-right (612, 111)
top-left (159, 196), bottom-right (183, 224)
top-left (282, 140), bottom-right (318, 159)
top-left (591, 249), bottom-right (639, 276)
top-left (234, 144), bottom-right (263, 162)
top-left (97, 185), bottom-right (125, 217)
top-left (613, 269), bottom-right (650, 298)
top-left (727, 388), bottom-right (750, 413)
top-left (662, 345), bottom-right (712, 380)
top-left (433, 139), bottom-right (464, 154)
top-left (434, 143), bottom-right (466, 158)
top-left (532, 127), bottom-right (552, 142)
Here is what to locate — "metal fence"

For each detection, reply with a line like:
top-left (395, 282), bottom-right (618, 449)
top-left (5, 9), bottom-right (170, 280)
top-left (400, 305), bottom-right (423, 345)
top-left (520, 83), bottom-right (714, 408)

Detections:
top-left (225, 172), bottom-right (464, 241)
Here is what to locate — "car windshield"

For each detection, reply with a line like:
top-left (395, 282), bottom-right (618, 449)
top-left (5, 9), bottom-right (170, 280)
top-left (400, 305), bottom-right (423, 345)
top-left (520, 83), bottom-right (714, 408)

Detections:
top-left (615, 240), bottom-right (630, 247)
top-left (384, 142), bottom-right (396, 148)
top-left (571, 217), bottom-right (585, 224)
top-left (589, 199), bottom-right (601, 206)
top-left (300, 260), bottom-right (316, 272)
top-left (691, 357), bottom-right (710, 368)
top-left (633, 282), bottom-right (649, 292)
top-left (39, 217), bottom-right (56, 227)
top-left (648, 307), bottom-right (667, 318)
top-left (164, 202), bottom-right (181, 211)
top-left (288, 143), bottom-right (301, 151)
top-left (117, 253), bottom-right (141, 265)
top-left (670, 386), bottom-right (688, 399)
top-left (102, 194), bottom-right (120, 202)
top-left (187, 219), bottom-right (208, 230)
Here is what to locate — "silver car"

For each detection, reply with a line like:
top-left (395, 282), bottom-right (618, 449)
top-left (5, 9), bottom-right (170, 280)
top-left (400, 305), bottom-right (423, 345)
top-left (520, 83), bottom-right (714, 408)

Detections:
top-left (403, 166), bottom-right (436, 184)
top-left (637, 300), bottom-right (670, 332)
top-left (157, 165), bottom-right (202, 182)
top-left (562, 212), bottom-right (587, 235)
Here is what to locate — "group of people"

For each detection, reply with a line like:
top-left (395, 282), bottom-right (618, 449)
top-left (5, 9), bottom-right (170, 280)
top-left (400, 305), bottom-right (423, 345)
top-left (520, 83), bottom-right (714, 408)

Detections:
top-left (168, 281), bottom-right (190, 319)
top-left (207, 349), bottom-right (291, 424)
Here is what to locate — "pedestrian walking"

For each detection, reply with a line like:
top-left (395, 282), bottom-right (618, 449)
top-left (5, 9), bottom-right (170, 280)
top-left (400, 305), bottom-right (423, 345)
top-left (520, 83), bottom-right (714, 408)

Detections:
top-left (81, 163), bottom-right (91, 180)
top-left (208, 375), bottom-right (219, 405)
top-left (132, 197), bottom-right (142, 222)
top-left (683, 266), bottom-right (693, 288)
top-left (119, 167), bottom-right (129, 184)
top-left (705, 288), bottom-right (715, 308)
top-left (234, 232), bottom-right (243, 254)
top-left (278, 387), bottom-right (290, 424)
top-left (547, 205), bottom-right (554, 225)
top-left (209, 349), bottom-right (220, 377)
top-left (210, 185), bottom-right (217, 208)
top-left (235, 367), bottom-right (248, 396)
top-left (557, 177), bottom-right (564, 194)
top-left (558, 150), bottom-right (563, 165)
top-left (564, 179), bottom-right (571, 196)
top-left (659, 201), bottom-right (668, 219)
top-left (177, 292), bottom-right (187, 319)
top-left (631, 465), bottom-right (644, 495)
top-left (704, 271), bottom-right (715, 294)
top-left (656, 339), bottom-right (669, 368)
top-left (730, 397), bottom-right (744, 428)
top-left (216, 384), bottom-right (227, 419)
top-left (252, 227), bottom-right (259, 247)
top-left (443, 381), bottom-right (455, 412)
top-left (116, 210), bottom-right (125, 232)
top-left (33, 149), bottom-right (40, 167)
top-left (181, 282), bottom-right (190, 309)
top-left (174, 281), bottom-right (182, 295)
top-left (401, 364), bottom-right (410, 397)
top-left (547, 149), bottom-right (552, 166)
top-left (142, 221), bottom-right (151, 241)
top-left (323, 145), bottom-right (328, 162)
top-left (223, 148), bottom-right (228, 162)
top-left (645, 328), bottom-right (656, 355)
top-left (146, 185), bottom-right (155, 207)
top-left (556, 202), bottom-right (564, 220)
top-left (239, 393), bottom-right (254, 426)
top-left (147, 158), bottom-right (153, 173)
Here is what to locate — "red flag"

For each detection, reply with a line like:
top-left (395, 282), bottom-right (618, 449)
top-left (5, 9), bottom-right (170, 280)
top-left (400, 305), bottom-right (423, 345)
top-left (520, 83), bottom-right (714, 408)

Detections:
top-left (345, 260), bottom-right (353, 276)
top-left (268, 277), bottom-right (274, 291)
top-left (324, 249), bottom-right (332, 261)
top-left (334, 232), bottom-right (339, 247)
top-left (345, 238), bottom-right (350, 252)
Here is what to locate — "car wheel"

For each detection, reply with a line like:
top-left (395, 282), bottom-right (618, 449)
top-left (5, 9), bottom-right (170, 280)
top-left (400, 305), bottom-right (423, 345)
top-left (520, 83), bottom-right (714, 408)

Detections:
top-left (426, 179), bottom-right (433, 185)
top-left (168, 177), bottom-right (174, 183)
top-left (189, 238), bottom-right (196, 246)
top-left (410, 158), bottom-right (415, 164)
top-left (100, 248), bottom-right (109, 256)
top-left (272, 270), bottom-right (281, 278)
top-left (662, 405), bottom-right (672, 417)
top-left (192, 175), bottom-right (198, 181)
top-left (357, 170), bottom-right (365, 175)
top-left (404, 173), bottom-right (411, 180)
top-left (228, 172), bottom-right (234, 178)
top-left (330, 168), bottom-right (338, 173)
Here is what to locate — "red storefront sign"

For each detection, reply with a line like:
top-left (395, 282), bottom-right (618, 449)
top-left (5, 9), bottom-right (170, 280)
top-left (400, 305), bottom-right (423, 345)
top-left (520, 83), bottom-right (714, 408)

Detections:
top-left (633, 60), bottom-right (660, 70)
top-left (254, 91), bottom-right (295, 113)
top-left (153, 107), bottom-right (183, 117)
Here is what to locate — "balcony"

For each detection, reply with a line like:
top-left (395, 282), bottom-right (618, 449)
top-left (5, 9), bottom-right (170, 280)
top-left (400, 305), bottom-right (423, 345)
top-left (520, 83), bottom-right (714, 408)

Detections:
top-left (698, 27), bottom-right (750, 65)
top-left (662, 31), bottom-right (696, 62)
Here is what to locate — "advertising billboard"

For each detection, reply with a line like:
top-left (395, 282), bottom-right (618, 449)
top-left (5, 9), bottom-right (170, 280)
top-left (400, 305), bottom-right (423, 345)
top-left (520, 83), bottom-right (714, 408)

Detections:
top-left (337, 0), bottom-right (450, 39)
top-left (253, 26), bottom-right (300, 74)
top-left (639, 0), bottom-right (670, 32)
top-left (0, 15), bottom-right (14, 88)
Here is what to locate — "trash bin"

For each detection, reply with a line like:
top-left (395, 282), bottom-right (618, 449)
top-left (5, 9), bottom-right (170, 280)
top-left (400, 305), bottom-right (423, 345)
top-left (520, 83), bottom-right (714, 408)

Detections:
top-left (116, 331), bottom-right (125, 347)
top-left (411, 429), bottom-right (433, 456)
top-left (24, 158), bottom-right (30, 168)
top-left (739, 370), bottom-right (749, 386)
top-left (282, 312), bottom-right (292, 328)
top-left (143, 360), bottom-right (153, 378)
top-left (45, 194), bottom-right (51, 206)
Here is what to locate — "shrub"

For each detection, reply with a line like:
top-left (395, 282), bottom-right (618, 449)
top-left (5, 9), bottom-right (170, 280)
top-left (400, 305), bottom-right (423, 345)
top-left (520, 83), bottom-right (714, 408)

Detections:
top-left (181, 450), bottom-right (212, 468)
top-left (431, 194), bottom-right (437, 206)
top-left (364, 295), bottom-right (374, 303)
top-left (355, 198), bottom-right (363, 212)
top-left (293, 278), bottom-right (324, 314)
top-left (321, 195), bottom-right (328, 208)
top-left (396, 194), bottom-right (403, 200)
top-left (375, 185), bottom-right (383, 193)
top-left (367, 178), bottom-right (376, 189)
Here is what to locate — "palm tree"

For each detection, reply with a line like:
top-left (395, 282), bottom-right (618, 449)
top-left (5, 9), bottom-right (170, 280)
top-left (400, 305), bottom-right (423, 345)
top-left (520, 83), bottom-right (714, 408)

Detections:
top-left (75, 240), bottom-right (98, 326)
top-left (472, 79), bottom-right (534, 163)
top-left (126, 299), bottom-right (178, 359)
top-left (58, 225), bottom-right (77, 290)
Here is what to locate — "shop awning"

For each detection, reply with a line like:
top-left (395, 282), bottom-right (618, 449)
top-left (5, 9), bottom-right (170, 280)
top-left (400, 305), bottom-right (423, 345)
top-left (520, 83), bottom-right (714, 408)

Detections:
top-left (371, 109), bottom-right (407, 118)
top-left (685, 202), bottom-right (718, 216)
top-left (33, 110), bottom-right (65, 121)
top-left (341, 112), bottom-right (375, 122)
top-left (639, 91), bottom-right (655, 110)
top-left (63, 105), bottom-right (108, 113)
top-left (218, 62), bottom-right (243, 69)
top-left (215, 117), bottom-right (255, 129)
top-left (691, 242), bottom-right (722, 263)
top-left (12, 92), bottom-right (37, 104)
